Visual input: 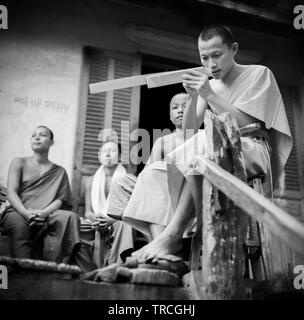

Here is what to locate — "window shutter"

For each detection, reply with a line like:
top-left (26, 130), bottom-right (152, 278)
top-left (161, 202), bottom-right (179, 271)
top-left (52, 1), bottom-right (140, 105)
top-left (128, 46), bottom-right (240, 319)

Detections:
top-left (82, 49), bottom-right (108, 169)
top-left (82, 49), bottom-right (141, 170)
top-left (112, 55), bottom-right (139, 164)
top-left (279, 84), bottom-right (301, 191)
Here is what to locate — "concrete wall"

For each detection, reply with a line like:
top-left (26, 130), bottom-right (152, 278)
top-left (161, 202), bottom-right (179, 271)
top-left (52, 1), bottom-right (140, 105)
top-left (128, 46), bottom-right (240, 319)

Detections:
top-left (0, 37), bottom-right (82, 186)
top-left (0, 0), bottom-right (303, 189)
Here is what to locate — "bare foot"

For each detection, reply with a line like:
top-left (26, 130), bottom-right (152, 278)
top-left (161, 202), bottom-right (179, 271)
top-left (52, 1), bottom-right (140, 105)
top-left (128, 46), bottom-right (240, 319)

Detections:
top-left (132, 232), bottom-right (182, 263)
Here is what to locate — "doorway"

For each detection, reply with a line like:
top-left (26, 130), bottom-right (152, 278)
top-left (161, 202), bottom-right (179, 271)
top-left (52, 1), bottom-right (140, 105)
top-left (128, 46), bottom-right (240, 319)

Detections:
top-left (137, 54), bottom-right (198, 173)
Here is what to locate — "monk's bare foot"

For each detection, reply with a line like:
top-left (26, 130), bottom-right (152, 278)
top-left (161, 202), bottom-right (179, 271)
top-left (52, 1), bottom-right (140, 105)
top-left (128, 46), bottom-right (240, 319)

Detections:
top-left (132, 232), bottom-right (182, 263)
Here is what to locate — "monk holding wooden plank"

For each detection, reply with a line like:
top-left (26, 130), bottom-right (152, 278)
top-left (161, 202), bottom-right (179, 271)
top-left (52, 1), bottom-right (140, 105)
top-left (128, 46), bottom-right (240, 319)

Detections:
top-left (126, 24), bottom-right (292, 262)
top-left (102, 24), bottom-right (292, 265)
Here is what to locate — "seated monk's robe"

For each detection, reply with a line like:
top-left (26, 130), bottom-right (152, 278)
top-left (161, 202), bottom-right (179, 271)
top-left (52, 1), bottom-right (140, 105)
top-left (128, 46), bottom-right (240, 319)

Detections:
top-left (108, 161), bottom-right (194, 240)
top-left (166, 65), bottom-right (293, 229)
top-left (0, 164), bottom-right (81, 263)
top-left (121, 161), bottom-right (176, 238)
top-left (76, 163), bottom-right (134, 272)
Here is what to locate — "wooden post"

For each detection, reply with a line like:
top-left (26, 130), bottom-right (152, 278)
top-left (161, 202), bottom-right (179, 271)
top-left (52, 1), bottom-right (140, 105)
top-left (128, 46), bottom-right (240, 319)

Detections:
top-left (201, 111), bottom-right (248, 299)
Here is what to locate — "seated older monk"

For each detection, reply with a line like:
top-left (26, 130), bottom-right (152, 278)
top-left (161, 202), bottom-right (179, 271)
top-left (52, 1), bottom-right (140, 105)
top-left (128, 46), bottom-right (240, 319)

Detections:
top-left (0, 126), bottom-right (80, 263)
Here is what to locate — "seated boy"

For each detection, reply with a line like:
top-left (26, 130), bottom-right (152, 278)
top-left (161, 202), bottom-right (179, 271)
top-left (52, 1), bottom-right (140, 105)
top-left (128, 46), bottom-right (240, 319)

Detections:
top-left (75, 139), bottom-right (134, 272)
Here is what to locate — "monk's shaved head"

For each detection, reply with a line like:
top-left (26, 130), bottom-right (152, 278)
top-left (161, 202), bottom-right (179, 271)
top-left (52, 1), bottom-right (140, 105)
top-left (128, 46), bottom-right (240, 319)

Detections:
top-left (169, 93), bottom-right (188, 107)
top-left (37, 125), bottom-right (54, 140)
top-left (199, 24), bottom-right (234, 48)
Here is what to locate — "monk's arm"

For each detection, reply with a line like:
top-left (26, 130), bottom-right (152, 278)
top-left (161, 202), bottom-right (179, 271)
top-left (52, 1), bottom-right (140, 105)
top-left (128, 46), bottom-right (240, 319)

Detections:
top-left (7, 158), bottom-right (31, 220)
top-left (84, 176), bottom-right (95, 221)
top-left (182, 94), bottom-right (208, 136)
top-left (145, 137), bottom-right (163, 166)
top-left (207, 92), bottom-right (256, 128)
top-left (40, 199), bottom-right (62, 218)
top-left (183, 70), bottom-right (256, 128)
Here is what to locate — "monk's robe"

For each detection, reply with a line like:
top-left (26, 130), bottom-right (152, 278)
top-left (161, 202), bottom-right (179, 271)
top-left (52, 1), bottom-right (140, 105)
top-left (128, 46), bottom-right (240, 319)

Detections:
top-left (117, 161), bottom-right (175, 239)
top-left (166, 65), bottom-right (292, 225)
top-left (0, 164), bottom-right (81, 263)
top-left (108, 161), bottom-right (195, 239)
top-left (76, 163), bottom-right (134, 272)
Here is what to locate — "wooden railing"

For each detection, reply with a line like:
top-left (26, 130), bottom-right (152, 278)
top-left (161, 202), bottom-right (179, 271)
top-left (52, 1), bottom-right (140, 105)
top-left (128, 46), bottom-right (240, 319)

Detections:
top-left (187, 110), bottom-right (304, 299)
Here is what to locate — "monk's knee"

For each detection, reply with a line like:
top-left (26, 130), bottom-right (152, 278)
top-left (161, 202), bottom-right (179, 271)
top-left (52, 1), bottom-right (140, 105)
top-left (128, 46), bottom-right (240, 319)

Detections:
top-left (3, 213), bottom-right (32, 258)
top-left (4, 213), bottom-right (31, 241)
top-left (50, 210), bottom-right (80, 228)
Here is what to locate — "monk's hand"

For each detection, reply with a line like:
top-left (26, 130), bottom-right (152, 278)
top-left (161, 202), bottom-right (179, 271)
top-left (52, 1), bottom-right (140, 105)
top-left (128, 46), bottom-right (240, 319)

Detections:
top-left (84, 211), bottom-right (96, 223)
top-left (28, 209), bottom-right (47, 226)
top-left (28, 209), bottom-right (40, 220)
top-left (95, 215), bottom-right (115, 230)
top-left (182, 69), bottom-right (213, 99)
top-left (182, 73), bottom-right (197, 97)
top-left (37, 209), bottom-right (51, 221)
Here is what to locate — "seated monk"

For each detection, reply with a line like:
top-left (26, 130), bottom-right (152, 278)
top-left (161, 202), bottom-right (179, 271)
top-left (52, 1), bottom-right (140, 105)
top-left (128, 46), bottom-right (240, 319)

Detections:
top-left (124, 24), bottom-right (293, 262)
top-left (107, 93), bottom-right (188, 243)
top-left (75, 140), bottom-right (134, 272)
top-left (0, 126), bottom-right (81, 263)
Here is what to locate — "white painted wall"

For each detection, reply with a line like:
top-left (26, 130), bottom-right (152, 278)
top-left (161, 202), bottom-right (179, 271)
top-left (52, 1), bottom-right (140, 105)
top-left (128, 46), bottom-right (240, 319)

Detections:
top-left (0, 38), bottom-right (82, 186)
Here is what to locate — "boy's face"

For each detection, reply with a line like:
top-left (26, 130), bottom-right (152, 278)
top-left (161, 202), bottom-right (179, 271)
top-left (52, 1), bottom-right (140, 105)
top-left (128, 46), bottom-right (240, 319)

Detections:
top-left (198, 35), bottom-right (237, 79)
top-left (169, 93), bottom-right (187, 129)
top-left (99, 141), bottom-right (119, 167)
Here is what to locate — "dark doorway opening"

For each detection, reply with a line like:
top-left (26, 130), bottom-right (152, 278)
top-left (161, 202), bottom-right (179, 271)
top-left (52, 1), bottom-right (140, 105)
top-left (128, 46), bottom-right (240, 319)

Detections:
top-left (137, 54), bottom-right (198, 173)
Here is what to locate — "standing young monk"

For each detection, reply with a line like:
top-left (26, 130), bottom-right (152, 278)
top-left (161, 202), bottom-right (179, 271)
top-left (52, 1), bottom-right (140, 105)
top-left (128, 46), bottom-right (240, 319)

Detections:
top-left (132, 24), bottom-right (293, 262)
top-left (1, 126), bottom-right (80, 263)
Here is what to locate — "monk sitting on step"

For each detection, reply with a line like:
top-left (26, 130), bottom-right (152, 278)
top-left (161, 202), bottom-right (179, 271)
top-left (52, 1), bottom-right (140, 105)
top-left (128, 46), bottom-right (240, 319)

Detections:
top-left (1, 126), bottom-right (81, 263)
top-left (75, 139), bottom-right (134, 272)
top-left (107, 93), bottom-right (189, 244)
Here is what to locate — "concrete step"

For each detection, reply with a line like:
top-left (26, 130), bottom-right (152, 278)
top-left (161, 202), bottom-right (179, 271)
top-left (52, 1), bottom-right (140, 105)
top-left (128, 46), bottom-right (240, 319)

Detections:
top-left (0, 271), bottom-right (190, 300)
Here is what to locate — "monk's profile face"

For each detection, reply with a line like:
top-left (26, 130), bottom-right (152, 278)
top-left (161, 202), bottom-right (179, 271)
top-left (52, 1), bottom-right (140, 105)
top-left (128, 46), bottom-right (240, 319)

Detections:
top-left (99, 141), bottom-right (119, 167)
top-left (198, 35), bottom-right (238, 79)
top-left (169, 93), bottom-right (187, 129)
top-left (31, 127), bottom-right (54, 152)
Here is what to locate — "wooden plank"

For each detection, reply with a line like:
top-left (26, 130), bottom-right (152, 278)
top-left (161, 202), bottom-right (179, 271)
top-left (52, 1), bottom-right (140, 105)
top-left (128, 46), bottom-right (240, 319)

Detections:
top-left (89, 73), bottom-right (147, 94)
top-left (89, 66), bottom-right (211, 94)
top-left (146, 66), bottom-right (211, 88)
top-left (194, 155), bottom-right (304, 257)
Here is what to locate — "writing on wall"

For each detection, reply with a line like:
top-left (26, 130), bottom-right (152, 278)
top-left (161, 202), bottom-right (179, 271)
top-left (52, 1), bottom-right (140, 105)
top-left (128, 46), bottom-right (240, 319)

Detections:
top-left (14, 95), bottom-right (70, 113)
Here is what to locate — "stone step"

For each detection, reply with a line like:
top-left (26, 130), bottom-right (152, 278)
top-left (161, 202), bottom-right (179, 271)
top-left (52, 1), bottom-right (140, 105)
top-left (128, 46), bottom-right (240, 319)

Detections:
top-left (0, 271), bottom-right (190, 300)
